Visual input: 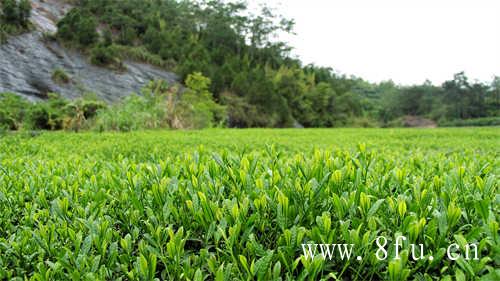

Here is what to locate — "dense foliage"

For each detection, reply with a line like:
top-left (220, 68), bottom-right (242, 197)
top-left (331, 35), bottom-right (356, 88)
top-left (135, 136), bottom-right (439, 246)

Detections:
top-left (0, 73), bottom-right (223, 132)
top-left (355, 74), bottom-right (500, 125)
top-left (0, 0), bottom-right (31, 43)
top-left (0, 129), bottom-right (498, 280)
top-left (93, 73), bottom-right (225, 131)
top-left (1, 0), bottom-right (497, 128)
top-left (0, 92), bottom-right (105, 131)
top-left (51, 0), bottom-right (499, 128)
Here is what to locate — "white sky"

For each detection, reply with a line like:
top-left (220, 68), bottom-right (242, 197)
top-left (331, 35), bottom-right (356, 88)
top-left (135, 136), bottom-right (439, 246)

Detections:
top-left (248, 0), bottom-right (500, 85)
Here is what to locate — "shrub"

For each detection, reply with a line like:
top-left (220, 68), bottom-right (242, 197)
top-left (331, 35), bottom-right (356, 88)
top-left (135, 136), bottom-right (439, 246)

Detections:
top-left (1, 0), bottom-right (31, 27)
top-left (3, 74), bottom-right (227, 132)
top-left (0, 109), bottom-right (17, 130)
top-left (348, 116), bottom-right (379, 128)
top-left (0, 24), bottom-right (7, 43)
top-left (93, 75), bottom-right (225, 131)
top-left (93, 94), bottom-right (162, 132)
top-left (116, 26), bottom-right (137, 45)
top-left (27, 104), bottom-right (52, 130)
top-left (0, 92), bottom-right (30, 130)
top-left (81, 99), bottom-right (106, 119)
top-left (220, 91), bottom-right (263, 128)
top-left (178, 72), bottom-right (226, 129)
top-left (112, 45), bottom-right (173, 69)
top-left (63, 98), bottom-right (107, 131)
top-left (0, 0), bottom-right (31, 42)
top-left (51, 68), bottom-right (71, 84)
top-left (439, 117), bottom-right (500, 127)
top-left (1, 0), bottom-right (19, 24)
top-left (26, 93), bottom-right (68, 130)
top-left (18, 0), bottom-right (31, 27)
top-left (57, 9), bottom-right (98, 47)
top-left (90, 44), bottom-right (124, 70)
top-left (90, 44), bottom-right (115, 65)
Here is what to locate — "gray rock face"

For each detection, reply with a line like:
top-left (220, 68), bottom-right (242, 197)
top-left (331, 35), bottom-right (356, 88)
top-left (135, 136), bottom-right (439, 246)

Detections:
top-left (0, 0), bottom-right (178, 102)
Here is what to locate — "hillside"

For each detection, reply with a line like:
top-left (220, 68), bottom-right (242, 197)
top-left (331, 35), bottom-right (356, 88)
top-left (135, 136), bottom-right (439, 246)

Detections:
top-left (0, 0), bottom-right (178, 102)
top-left (0, 0), bottom-right (498, 129)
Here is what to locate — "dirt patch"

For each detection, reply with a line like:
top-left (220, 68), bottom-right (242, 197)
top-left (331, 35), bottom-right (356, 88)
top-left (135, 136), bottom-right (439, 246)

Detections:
top-left (402, 115), bottom-right (437, 128)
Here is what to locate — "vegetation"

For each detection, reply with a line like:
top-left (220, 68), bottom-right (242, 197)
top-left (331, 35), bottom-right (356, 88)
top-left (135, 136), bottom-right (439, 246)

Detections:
top-left (89, 44), bottom-right (124, 70)
top-left (111, 45), bottom-right (173, 69)
top-left (49, 0), bottom-right (499, 128)
top-left (0, 0), bottom-right (31, 27)
top-left (0, 0), bottom-right (31, 43)
top-left (1, 1), bottom-right (497, 280)
top-left (93, 73), bottom-right (224, 131)
top-left (57, 8), bottom-right (98, 47)
top-left (1, 73), bottom-right (224, 132)
top-left (0, 1), bottom-right (498, 127)
top-left (363, 74), bottom-right (500, 125)
top-left (51, 68), bottom-right (71, 84)
top-left (2, 72), bottom-right (498, 130)
top-left (0, 92), bottom-right (30, 130)
top-left (0, 128), bottom-right (498, 280)
top-left (0, 92), bottom-right (105, 131)
top-left (438, 117), bottom-right (500, 127)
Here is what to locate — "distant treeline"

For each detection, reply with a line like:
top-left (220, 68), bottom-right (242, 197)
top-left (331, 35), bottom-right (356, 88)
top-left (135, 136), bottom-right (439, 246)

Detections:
top-left (1, 0), bottom-right (499, 129)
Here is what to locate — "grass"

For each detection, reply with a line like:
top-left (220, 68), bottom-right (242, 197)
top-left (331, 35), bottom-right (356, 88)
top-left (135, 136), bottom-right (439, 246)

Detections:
top-left (51, 68), bottom-right (71, 84)
top-left (0, 22), bottom-right (32, 44)
top-left (112, 45), bottom-right (175, 70)
top-left (0, 128), bottom-right (498, 280)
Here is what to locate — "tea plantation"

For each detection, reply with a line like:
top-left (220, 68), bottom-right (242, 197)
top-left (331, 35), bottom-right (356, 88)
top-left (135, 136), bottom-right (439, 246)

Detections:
top-left (0, 128), bottom-right (498, 280)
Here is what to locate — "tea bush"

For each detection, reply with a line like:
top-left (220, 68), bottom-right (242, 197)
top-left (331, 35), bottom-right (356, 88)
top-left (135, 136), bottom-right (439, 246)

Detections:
top-left (0, 128), bottom-right (498, 280)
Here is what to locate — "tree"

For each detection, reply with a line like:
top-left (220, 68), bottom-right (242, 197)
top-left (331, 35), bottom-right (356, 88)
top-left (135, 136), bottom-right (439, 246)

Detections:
top-left (488, 77), bottom-right (500, 116)
top-left (179, 72), bottom-right (226, 128)
top-left (117, 26), bottom-right (136, 45)
top-left (76, 17), bottom-right (98, 46)
top-left (272, 66), bottom-right (312, 126)
top-left (90, 44), bottom-right (118, 66)
top-left (57, 9), bottom-right (97, 46)
top-left (1, 0), bottom-right (19, 24)
top-left (308, 82), bottom-right (336, 127)
top-left (52, 0), bottom-right (498, 128)
top-left (18, 0), bottom-right (31, 27)
top-left (0, 0), bottom-right (31, 27)
top-left (442, 72), bottom-right (475, 119)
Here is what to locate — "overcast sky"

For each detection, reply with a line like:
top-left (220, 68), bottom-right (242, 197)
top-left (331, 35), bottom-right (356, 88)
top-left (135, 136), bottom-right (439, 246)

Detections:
top-left (247, 0), bottom-right (500, 85)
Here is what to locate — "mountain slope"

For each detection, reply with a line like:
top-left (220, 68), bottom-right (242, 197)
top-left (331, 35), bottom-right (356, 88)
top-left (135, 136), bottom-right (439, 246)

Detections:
top-left (0, 0), bottom-right (178, 102)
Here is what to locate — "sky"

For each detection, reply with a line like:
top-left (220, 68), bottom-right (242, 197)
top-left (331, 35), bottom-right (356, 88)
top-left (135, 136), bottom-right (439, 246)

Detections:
top-left (247, 0), bottom-right (500, 85)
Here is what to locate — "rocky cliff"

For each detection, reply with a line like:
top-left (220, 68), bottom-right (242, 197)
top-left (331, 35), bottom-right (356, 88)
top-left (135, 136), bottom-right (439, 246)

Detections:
top-left (0, 0), bottom-right (178, 102)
